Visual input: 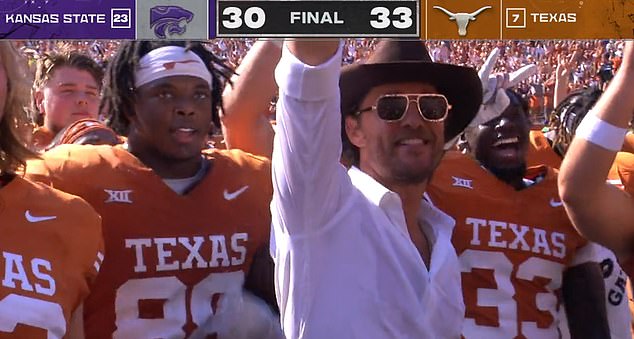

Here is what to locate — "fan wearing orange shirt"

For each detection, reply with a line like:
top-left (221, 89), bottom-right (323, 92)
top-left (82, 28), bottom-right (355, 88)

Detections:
top-left (427, 89), bottom-right (608, 338)
top-left (530, 86), bottom-right (634, 338)
top-left (0, 41), bottom-right (103, 338)
top-left (27, 41), bottom-right (281, 339)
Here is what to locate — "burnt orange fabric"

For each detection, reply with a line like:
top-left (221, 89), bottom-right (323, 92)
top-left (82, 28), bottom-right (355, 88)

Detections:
top-left (55, 118), bottom-right (121, 146)
top-left (428, 152), bottom-right (588, 336)
top-left (31, 127), bottom-right (55, 152)
top-left (0, 176), bottom-right (103, 338)
top-left (26, 144), bottom-right (272, 338)
top-left (607, 152), bottom-right (634, 197)
top-left (526, 130), bottom-right (562, 169)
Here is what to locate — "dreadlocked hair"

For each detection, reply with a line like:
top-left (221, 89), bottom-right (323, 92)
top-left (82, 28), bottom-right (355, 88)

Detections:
top-left (101, 41), bottom-right (234, 136)
top-left (549, 87), bottom-right (602, 157)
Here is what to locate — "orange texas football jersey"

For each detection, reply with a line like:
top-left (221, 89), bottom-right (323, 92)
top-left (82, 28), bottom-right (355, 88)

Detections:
top-left (525, 131), bottom-right (632, 195)
top-left (30, 126), bottom-right (55, 152)
top-left (0, 176), bottom-right (103, 339)
top-left (428, 152), bottom-right (591, 339)
top-left (26, 144), bottom-right (272, 338)
top-left (610, 151), bottom-right (634, 196)
top-left (526, 130), bottom-right (562, 169)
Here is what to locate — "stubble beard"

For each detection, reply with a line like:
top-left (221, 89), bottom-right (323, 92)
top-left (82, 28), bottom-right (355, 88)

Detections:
top-left (389, 150), bottom-right (443, 185)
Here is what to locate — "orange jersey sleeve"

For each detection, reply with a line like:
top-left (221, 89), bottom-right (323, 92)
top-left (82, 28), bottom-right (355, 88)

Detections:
top-left (614, 152), bottom-right (634, 196)
top-left (428, 152), bottom-right (589, 338)
top-left (526, 130), bottom-right (562, 169)
top-left (0, 176), bottom-right (103, 339)
top-left (26, 144), bottom-right (272, 338)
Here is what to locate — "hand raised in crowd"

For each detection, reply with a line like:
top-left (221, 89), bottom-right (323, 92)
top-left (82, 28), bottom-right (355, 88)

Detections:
top-left (553, 50), bottom-right (579, 107)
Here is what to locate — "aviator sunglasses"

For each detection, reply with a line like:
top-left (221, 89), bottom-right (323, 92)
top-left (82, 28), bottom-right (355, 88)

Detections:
top-left (356, 94), bottom-right (452, 122)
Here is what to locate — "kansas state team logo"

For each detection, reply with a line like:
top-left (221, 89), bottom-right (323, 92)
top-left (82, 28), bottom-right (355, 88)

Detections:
top-left (150, 5), bottom-right (194, 39)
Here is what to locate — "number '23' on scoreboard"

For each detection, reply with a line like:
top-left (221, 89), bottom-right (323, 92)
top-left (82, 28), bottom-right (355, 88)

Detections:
top-left (217, 0), bottom-right (420, 37)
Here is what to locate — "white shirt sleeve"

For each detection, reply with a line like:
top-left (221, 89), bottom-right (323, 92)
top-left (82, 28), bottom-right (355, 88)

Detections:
top-left (271, 43), bottom-right (350, 236)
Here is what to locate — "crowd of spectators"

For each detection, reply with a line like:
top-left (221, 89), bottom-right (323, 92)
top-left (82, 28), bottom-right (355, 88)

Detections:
top-left (13, 38), bottom-right (624, 125)
top-left (426, 40), bottom-right (625, 123)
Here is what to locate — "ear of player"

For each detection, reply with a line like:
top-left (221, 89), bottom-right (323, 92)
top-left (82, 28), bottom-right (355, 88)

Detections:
top-left (217, 0), bottom-right (420, 37)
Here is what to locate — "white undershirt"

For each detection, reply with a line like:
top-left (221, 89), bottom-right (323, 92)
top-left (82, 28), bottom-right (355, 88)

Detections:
top-left (162, 157), bottom-right (209, 195)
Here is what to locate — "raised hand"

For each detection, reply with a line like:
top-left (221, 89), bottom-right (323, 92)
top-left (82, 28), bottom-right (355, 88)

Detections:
top-left (285, 40), bottom-right (340, 66)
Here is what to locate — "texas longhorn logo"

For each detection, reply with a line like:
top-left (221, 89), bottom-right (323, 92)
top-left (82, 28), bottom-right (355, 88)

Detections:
top-left (150, 5), bottom-right (194, 39)
top-left (433, 6), bottom-right (492, 36)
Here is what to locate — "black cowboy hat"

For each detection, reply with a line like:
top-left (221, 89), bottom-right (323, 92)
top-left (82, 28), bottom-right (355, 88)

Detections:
top-left (340, 40), bottom-right (483, 143)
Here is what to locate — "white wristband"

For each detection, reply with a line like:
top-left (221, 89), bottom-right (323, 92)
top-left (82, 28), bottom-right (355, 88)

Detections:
top-left (575, 112), bottom-right (628, 152)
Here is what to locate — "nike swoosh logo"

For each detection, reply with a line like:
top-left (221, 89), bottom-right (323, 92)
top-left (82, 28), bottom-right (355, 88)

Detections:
top-left (25, 210), bottom-right (57, 223)
top-left (549, 198), bottom-right (563, 208)
top-left (223, 185), bottom-right (249, 201)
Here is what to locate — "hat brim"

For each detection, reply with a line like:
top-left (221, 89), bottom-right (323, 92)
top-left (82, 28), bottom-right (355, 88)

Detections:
top-left (340, 62), bottom-right (483, 143)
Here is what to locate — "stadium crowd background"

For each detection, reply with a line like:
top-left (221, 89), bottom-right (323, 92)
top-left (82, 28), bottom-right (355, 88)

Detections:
top-left (1, 36), bottom-right (631, 338)
top-left (13, 38), bottom-right (625, 126)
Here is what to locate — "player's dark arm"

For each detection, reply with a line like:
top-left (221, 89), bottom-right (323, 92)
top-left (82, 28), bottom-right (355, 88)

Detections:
top-left (220, 40), bottom-right (280, 158)
top-left (562, 262), bottom-right (610, 339)
top-left (244, 243), bottom-right (278, 313)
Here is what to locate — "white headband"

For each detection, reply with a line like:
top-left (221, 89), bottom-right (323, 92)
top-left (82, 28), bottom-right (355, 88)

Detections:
top-left (134, 46), bottom-right (212, 89)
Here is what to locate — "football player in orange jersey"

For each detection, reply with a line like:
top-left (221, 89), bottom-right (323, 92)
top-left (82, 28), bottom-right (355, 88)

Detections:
top-left (427, 88), bottom-right (609, 338)
top-left (531, 86), bottom-right (634, 339)
top-left (0, 42), bottom-right (104, 338)
top-left (559, 41), bottom-right (634, 280)
top-left (29, 48), bottom-right (104, 152)
top-left (549, 87), bottom-right (634, 194)
top-left (26, 41), bottom-right (281, 338)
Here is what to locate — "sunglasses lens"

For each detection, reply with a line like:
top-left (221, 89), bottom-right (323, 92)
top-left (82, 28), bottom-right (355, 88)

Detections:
top-left (418, 96), bottom-right (448, 120)
top-left (376, 96), bottom-right (408, 121)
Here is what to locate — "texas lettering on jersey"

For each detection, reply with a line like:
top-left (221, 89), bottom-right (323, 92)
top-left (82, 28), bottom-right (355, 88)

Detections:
top-left (428, 152), bottom-right (591, 338)
top-left (465, 217), bottom-right (567, 259)
top-left (0, 176), bottom-right (103, 339)
top-left (26, 144), bottom-right (272, 338)
top-left (125, 233), bottom-right (248, 273)
top-left (112, 232), bottom-right (251, 338)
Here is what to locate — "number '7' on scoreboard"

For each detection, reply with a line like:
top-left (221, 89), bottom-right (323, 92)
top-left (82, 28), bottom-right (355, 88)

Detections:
top-left (217, 0), bottom-right (420, 37)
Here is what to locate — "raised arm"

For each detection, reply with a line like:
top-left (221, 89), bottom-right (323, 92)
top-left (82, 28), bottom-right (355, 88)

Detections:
top-left (220, 40), bottom-right (281, 157)
top-left (271, 40), bottom-right (344, 235)
top-left (285, 41), bottom-right (340, 66)
top-left (558, 41), bottom-right (634, 258)
top-left (553, 51), bottom-right (577, 107)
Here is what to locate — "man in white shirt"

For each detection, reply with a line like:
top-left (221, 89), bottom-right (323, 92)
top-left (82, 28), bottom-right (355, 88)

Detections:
top-left (271, 40), bottom-right (482, 338)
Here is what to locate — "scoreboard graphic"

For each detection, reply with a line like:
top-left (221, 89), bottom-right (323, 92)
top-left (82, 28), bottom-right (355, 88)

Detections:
top-left (217, 1), bottom-right (419, 37)
top-left (0, 0), bottom-right (631, 39)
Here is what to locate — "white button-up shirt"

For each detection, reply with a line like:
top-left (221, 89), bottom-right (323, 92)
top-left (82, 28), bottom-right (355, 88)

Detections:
top-left (271, 44), bottom-right (465, 339)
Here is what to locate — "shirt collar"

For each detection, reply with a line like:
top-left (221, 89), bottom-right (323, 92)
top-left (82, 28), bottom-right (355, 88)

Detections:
top-left (348, 166), bottom-right (456, 236)
top-left (348, 166), bottom-right (396, 207)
